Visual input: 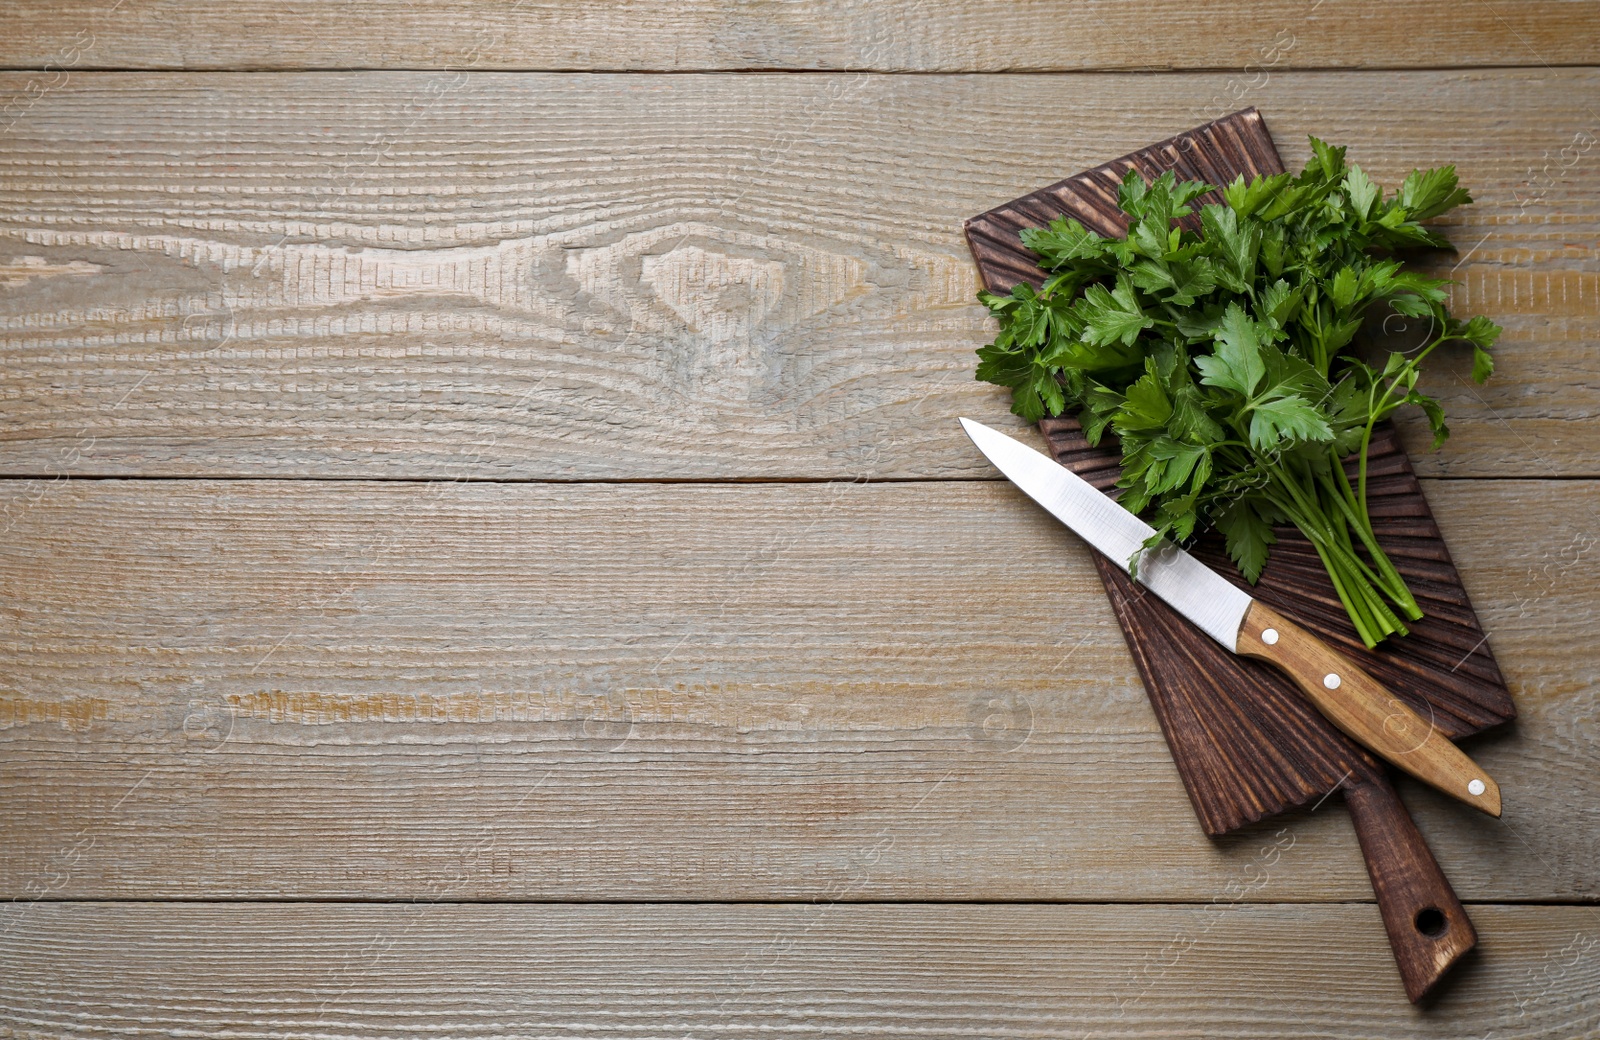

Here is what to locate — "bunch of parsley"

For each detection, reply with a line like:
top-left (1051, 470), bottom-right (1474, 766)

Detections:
top-left (975, 139), bottom-right (1498, 647)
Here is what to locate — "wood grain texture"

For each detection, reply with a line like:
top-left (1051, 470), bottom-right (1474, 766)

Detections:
top-left (1, 70), bottom-right (1596, 479)
top-left (3, 903), bottom-right (1597, 1037)
top-left (3, 1), bottom-right (1598, 71)
top-left (1, 477), bottom-right (1594, 901)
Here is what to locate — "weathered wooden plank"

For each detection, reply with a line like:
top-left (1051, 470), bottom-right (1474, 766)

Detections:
top-left (3, 1), bottom-right (1598, 72)
top-left (2, 903), bottom-right (1596, 1037)
top-left (0, 70), bottom-right (1596, 480)
top-left (1, 477), bottom-right (1592, 901)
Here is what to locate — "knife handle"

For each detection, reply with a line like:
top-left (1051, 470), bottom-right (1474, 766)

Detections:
top-left (1236, 602), bottom-right (1501, 817)
top-left (1343, 772), bottom-right (1477, 1003)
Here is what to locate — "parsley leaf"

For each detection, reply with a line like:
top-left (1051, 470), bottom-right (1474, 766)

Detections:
top-left (1215, 501), bottom-right (1278, 583)
top-left (1080, 275), bottom-right (1154, 347)
top-left (1195, 302), bottom-right (1265, 397)
top-left (1022, 217), bottom-right (1109, 266)
top-left (1400, 165), bottom-right (1473, 221)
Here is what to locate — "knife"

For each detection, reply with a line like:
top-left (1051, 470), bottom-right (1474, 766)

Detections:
top-left (959, 417), bottom-right (1501, 817)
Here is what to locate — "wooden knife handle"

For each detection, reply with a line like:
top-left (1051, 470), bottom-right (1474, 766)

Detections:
top-left (1237, 601), bottom-right (1501, 816)
top-left (1343, 772), bottom-right (1477, 1002)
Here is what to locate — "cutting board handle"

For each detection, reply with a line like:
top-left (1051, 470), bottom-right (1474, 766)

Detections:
top-left (1343, 773), bottom-right (1477, 1002)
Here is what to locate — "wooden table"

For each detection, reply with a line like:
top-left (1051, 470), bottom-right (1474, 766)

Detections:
top-left (2, 3), bottom-right (1597, 1035)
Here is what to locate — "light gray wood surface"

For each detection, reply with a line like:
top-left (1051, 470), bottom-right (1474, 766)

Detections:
top-left (1, 70), bottom-right (1596, 480)
top-left (3, 903), bottom-right (1598, 1037)
top-left (3, 477), bottom-right (1591, 902)
top-left (3, 1), bottom-right (1598, 71)
top-left (2, 8), bottom-right (1597, 1036)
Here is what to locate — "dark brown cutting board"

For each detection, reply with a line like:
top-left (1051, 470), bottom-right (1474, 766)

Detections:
top-left (964, 108), bottom-right (1516, 1002)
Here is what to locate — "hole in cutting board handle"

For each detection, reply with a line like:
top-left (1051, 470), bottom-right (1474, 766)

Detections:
top-left (1414, 907), bottom-right (1448, 937)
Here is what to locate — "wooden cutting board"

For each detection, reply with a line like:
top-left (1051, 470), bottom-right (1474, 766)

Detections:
top-left (963, 108), bottom-right (1516, 1002)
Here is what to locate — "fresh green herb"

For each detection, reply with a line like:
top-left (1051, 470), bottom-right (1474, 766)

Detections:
top-left (975, 139), bottom-right (1499, 647)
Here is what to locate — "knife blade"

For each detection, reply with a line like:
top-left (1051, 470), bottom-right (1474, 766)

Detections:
top-left (960, 417), bottom-right (1501, 817)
